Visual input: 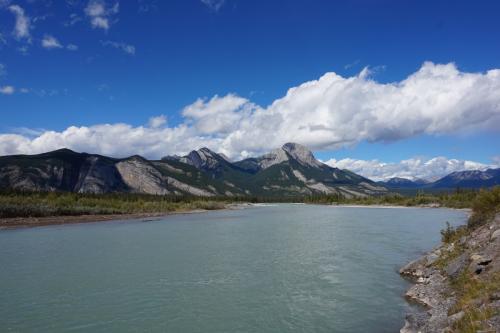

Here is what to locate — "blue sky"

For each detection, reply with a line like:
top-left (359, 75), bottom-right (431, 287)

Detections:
top-left (0, 0), bottom-right (499, 180)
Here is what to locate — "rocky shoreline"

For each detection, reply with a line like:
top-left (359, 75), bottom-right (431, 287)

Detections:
top-left (399, 214), bottom-right (500, 332)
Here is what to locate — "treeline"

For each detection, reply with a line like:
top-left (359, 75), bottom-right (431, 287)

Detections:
top-left (441, 186), bottom-right (499, 244)
top-left (303, 188), bottom-right (482, 208)
top-left (0, 187), bottom-right (497, 219)
top-left (0, 191), bottom-right (228, 218)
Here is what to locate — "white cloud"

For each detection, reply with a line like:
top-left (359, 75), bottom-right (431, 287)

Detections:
top-left (1, 62), bottom-right (500, 163)
top-left (324, 157), bottom-right (494, 181)
top-left (148, 115), bottom-right (167, 128)
top-left (0, 85), bottom-right (14, 95)
top-left (41, 34), bottom-right (63, 49)
top-left (182, 94), bottom-right (253, 134)
top-left (0, 124), bottom-right (208, 159)
top-left (84, 0), bottom-right (119, 31)
top-left (40, 35), bottom-right (77, 51)
top-left (0, 63), bottom-right (5, 77)
top-left (100, 40), bottom-right (135, 55)
top-left (201, 0), bottom-right (225, 11)
top-left (64, 13), bottom-right (82, 26)
top-left (8, 5), bottom-right (31, 40)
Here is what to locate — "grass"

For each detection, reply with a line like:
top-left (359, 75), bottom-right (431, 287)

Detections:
top-left (440, 222), bottom-right (469, 244)
top-left (433, 187), bottom-right (500, 269)
top-left (449, 272), bottom-right (500, 332)
top-left (0, 191), bottom-right (227, 218)
top-left (467, 186), bottom-right (500, 229)
top-left (429, 187), bottom-right (500, 332)
top-left (432, 222), bottom-right (470, 270)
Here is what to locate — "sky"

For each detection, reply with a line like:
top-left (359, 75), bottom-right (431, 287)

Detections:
top-left (0, 0), bottom-right (499, 180)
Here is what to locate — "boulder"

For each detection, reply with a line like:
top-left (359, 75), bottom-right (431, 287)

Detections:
top-left (491, 229), bottom-right (500, 240)
top-left (445, 253), bottom-right (468, 279)
top-left (426, 252), bottom-right (440, 266)
top-left (399, 257), bottom-right (427, 279)
top-left (447, 311), bottom-right (465, 325)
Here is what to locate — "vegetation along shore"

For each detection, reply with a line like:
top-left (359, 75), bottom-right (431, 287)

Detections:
top-left (400, 186), bottom-right (500, 332)
top-left (0, 188), bottom-right (491, 229)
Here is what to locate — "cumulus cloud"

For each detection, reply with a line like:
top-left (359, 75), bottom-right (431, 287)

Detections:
top-left (148, 115), bottom-right (167, 128)
top-left (100, 40), bottom-right (135, 55)
top-left (0, 124), bottom-right (210, 159)
top-left (1, 62), bottom-right (500, 163)
top-left (84, 0), bottom-right (119, 31)
top-left (324, 157), bottom-right (494, 181)
top-left (0, 85), bottom-right (14, 95)
top-left (8, 5), bottom-right (31, 40)
top-left (41, 34), bottom-right (63, 49)
top-left (66, 43), bottom-right (78, 51)
top-left (182, 94), bottom-right (254, 134)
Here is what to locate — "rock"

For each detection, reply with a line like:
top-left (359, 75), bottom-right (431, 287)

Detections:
top-left (445, 253), bottom-right (468, 279)
top-left (399, 257), bottom-right (427, 279)
top-left (471, 253), bottom-right (483, 261)
top-left (486, 315), bottom-right (500, 329)
top-left (447, 311), bottom-right (465, 325)
top-left (470, 254), bottom-right (493, 272)
top-left (426, 252), bottom-right (440, 266)
top-left (400, 312), bottom-right (430, 333)
top-left (491, 229), bottom-right (500, 240)
top-left (281, 142), bottom-right (324, 168)
top-left (490, 292), bottom-right (500, 301)
top-left (400, 213), bottom-right (500, 333)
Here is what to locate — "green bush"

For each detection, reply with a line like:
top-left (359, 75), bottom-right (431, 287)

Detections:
top-left (468, 186), bottom-right (500, 229)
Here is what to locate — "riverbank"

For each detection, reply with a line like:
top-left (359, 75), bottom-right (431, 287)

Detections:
top-left (0, 212), bottom-right (168, 229)
top-left (399, 188), bottom-right (500, 333)
top-left (334, 203), bottom-right (471, 211)
top-left (0, 202), bottom-right (257, 229)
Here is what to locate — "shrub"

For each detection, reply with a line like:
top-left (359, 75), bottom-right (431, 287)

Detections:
top-left (468, 186), bottom-right (500, 229)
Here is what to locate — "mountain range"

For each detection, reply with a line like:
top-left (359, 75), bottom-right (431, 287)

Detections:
top-left (378, 168), bottom-right (500, 190)
top-left (0, 143), bottom-right (388, 198)
top-left (1, 143), bottom-right (498, 197)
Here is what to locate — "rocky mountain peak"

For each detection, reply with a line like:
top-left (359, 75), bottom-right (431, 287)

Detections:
top-left (386, 177), bottom-right (414, 184)
top-left (281, 142), bottom-right (323, 168)
top-left (185, 147), bottom-right (227, 170)
top-left (258, 148), bottom-right (290, 169)
top-left (198, 147), bottom-right (216, 155)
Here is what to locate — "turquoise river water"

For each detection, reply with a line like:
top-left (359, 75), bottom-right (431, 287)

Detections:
top-left (0, 204), bottom-right (467, 332)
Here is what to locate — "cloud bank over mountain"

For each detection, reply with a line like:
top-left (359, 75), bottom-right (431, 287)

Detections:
top-left (324, 157), bottom-right (496, 182)
top-left (1, 62), bottom-right (500, 167)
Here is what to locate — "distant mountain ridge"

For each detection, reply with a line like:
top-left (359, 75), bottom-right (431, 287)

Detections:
top-left (379, 168), bottom-right (500, 190)
top-left (0, 143), bottom-right (388, 198)
top-left (429, 168), bottom-right (500, 189)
